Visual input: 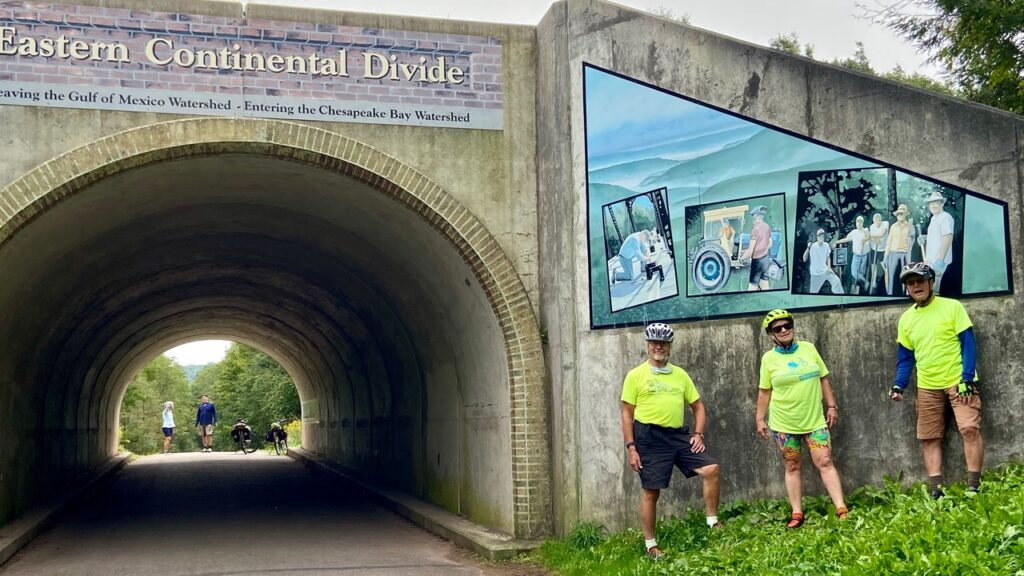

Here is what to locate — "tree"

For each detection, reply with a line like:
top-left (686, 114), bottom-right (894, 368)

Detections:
top-left (646, 6), bottom-right (690, 24)
top-left (832, 41), bottom-right (876, 74)
top-left (769, 32), bottom-right (816, 58)
top-left (881, 64), bottom-right (956, 96)
top-left (119, 355), bottom-right (199, 454)
top-left (863, 0), bottom-right (1024, 114)
top-left (208, 344), bottom-right (300, 451)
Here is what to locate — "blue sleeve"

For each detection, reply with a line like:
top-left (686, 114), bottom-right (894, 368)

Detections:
top-left (195, 408), bottom-right (200, 426)
top-left (894, 344), bottom-right (915, 390)
top-left (959, 328), bottom-right (976, 382)
top-left (212, 405), bottom-right (217, 425)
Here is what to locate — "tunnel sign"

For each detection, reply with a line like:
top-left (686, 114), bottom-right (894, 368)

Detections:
top-left (0, 3), bottom-right (504, 130)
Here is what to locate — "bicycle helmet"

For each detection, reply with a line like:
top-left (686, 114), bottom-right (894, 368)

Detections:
top-left (643, 323), bottom-right (674, 342)
top-left (761, 309), bottom-right (794, 331)
top-left (899, 262), bottom-right (935, 282)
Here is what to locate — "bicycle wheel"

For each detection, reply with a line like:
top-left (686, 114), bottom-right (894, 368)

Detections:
top-left (235, 435), bottom-right (245, 454)
top-left (243, 435), bottom-right (255, 454)
top-left (277, 438), bottom-right (288, 456)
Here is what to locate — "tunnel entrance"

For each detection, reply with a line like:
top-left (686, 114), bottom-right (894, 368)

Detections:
top-left (119, 341), bottom-right (301, 456)
top-left (0, 119), bottom-right (549, 538)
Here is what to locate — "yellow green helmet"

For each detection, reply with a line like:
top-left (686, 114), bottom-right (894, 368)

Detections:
top-left (761, 309), bottom-right (793, 331)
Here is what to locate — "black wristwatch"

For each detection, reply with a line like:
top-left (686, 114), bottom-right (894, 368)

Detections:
top-left (625, 441), bottom-right (636, 450)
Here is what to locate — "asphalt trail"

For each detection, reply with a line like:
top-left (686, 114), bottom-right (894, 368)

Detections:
top-left (0, 452), bottom-right (484, 576)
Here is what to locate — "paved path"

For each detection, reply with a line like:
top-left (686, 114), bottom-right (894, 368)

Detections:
top-left (0, 452), bottom-right (488, 576)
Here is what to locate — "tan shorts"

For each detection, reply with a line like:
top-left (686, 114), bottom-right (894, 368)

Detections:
top-left (199, 424), bottom-right (214, 436)
top-left (916, 386), bottom-right (982, 440)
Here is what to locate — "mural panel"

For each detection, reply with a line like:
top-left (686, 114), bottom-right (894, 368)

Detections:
top-left (584, 63), bottom-right (1012, 328)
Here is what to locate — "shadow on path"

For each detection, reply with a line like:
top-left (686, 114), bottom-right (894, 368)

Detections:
top-left (0, 452), bottom-right (483, 576)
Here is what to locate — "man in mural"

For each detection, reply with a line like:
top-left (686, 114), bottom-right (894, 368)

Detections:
top-left (918, 190), bottom-right (955, 293)
top-left (802, 229), bottom-right (844, 294)
top-left (890, 262), bottom-right (982, 497)
top-left (742, 206), bottom-right (772, 291)
top-left (620, 323), bottom-right (722, 559)
top-left (613, 230), bottom-right (652, 284)
top-left (884, 204), bottom-right (913, 295)
top-left (833, 215), bottom-right (870, 294)
top-left (869, 213), bottom-right (890, 294)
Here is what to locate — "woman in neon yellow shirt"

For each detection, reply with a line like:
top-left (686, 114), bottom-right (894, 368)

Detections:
top-left (755, 309), bottom-right (848, 528)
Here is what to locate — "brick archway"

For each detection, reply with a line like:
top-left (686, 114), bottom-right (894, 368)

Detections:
top-left (0, 117), bottom-right (550, 538)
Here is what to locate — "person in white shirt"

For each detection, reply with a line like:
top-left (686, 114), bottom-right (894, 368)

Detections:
top-left (162, 401), bottom-right (175, 454)
top-left (834, 216), bottom-right (870, 294)
top-left (918, 190), bottom-right (955, 293)
top-left (802, 229), bottom-right (844, 294)
top-left (869, 213), bottom-right (890, 293)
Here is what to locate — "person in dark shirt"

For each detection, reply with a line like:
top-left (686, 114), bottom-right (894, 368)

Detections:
top-left (195, 394), bottom-right (217, 453)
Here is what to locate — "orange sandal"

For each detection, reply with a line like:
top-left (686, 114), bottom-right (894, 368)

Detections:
top-left (646, 546), bottom-right (665, 560)
top-left (836, 506), bottom-right (849, 520)
top-left (786, 512), bottom-right (805, 529)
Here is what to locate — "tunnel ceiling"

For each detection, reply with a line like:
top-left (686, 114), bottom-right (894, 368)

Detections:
top-left (0, 152), bottom-right (507, 446)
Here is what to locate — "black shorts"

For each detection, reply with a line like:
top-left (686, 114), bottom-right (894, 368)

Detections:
top-left (634, 421), bottom-right (716, 490)
top-left (749, 255), bottom-right (771, 284)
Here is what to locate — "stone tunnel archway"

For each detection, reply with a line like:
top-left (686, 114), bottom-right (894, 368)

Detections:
top-left (0, 118), bottom-right (550, 538)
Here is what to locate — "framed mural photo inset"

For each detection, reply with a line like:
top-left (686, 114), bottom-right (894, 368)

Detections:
top-left (602, 188), bottom-right (678, 312)
top-left (684, 194), bottom-right (789, 297)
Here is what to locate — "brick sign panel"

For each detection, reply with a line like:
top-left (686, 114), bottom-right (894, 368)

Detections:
top-left (0, 2), bottom-right (504, 129)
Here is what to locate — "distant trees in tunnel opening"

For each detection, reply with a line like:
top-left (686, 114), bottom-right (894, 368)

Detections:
top-left (119, 344), bottom-right (301, 455)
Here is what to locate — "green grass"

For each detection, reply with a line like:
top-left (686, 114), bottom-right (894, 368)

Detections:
top-left (536, 464), bottom-right (1024, 575)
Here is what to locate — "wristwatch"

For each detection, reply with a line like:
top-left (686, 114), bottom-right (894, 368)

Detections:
top-left (625, 441), bottom-right (636, 450)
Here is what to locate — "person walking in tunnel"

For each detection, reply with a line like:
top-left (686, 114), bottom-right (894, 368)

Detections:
top-left (162, 401), bottom-right (176, 454)
top-left (756, 309), bottom-right (848, 528)
top-left (620, 322), bottom-right (722, 560)
top-left (195, 394), bottom-right (217, 452)
top-left (890, 262), bottom-right (982, 497)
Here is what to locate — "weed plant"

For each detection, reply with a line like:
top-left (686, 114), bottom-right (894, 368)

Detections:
top-left (536, 464), bottom-right (1024, 575)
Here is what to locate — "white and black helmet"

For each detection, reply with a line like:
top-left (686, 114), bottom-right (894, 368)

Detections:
top-left (643, 323), bottom-right (674, 342)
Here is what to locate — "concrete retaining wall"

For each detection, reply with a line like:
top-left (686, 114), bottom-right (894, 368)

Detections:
top-left (537, 0), bottom-right (1023, 534)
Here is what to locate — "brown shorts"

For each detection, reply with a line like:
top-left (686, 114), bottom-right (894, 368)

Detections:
top-left (916, 386), bottom-right (982, 440)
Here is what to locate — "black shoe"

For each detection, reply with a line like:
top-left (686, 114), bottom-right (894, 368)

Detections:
top-left (930, 487), bottom-right (944, 500)
top-left (967, 485), bottom-right (980, 494)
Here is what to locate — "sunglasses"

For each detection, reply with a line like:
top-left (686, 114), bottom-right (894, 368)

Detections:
top-left (770, 322), bottom-right (794, 334)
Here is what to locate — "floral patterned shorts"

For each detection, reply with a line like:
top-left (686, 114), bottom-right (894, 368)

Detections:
top-left (772, 427), bottom-right (831, 462)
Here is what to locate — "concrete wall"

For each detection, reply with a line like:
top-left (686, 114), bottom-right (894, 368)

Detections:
top-left (537, 0), bottom-right (1023, 534)
top-left (0, 0), bottom-right (548, 538)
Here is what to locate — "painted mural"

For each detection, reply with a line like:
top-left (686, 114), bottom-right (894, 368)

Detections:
top-left (584, 63), bottom-right (1012, 328)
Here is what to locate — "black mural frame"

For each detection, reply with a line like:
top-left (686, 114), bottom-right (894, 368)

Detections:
top-left (583, 61), bottom-right (1014, 330)
top-left (600, 187), bottom-right (679, 313)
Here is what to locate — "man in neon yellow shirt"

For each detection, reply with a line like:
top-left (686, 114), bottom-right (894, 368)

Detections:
top-left (891, 262), bottom-right (982, 498)
top-left (621, 323), bottom-right (721, 559)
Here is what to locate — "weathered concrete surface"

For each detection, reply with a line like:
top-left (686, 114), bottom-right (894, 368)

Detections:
top-left (0, 0), bottom-right (550, 541)
top-left (536, 0), bottom-right (1024, 534)
top-left (0, 452), bottom-right (511, 575)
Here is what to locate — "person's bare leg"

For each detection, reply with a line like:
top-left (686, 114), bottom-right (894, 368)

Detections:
top-left (640, 489), bottom-right (660, 540)
top-left (922, 439), bottom-right (942, 476)
top-left (783, 457), bottom-right (803, 514)
top-left (961, 427), bottom-right (984, 472)
top-left (694, 464), bottom-right (720, 515)
top-left (810, 447), bottom-right (846, 510)
top-left (163, 435), bottom-right (172, 453)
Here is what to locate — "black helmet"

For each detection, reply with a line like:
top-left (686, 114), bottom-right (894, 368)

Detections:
top-left (899, 262), bottom-right (935, 282)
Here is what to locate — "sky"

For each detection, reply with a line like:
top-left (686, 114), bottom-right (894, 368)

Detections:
top-left (251, 0), bottom-right (940, 78)
top-left (164, 340), bottom-right (233, 365)
top-left (164, 0), bottom-right (936, 365)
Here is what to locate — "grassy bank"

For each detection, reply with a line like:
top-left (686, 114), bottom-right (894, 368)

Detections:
top-left (536, 464), bottom-right (1024, 575)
